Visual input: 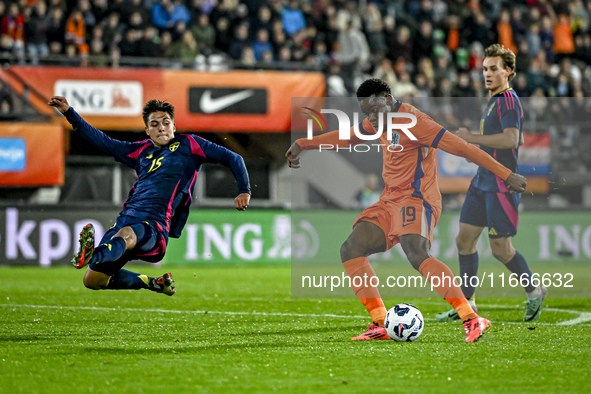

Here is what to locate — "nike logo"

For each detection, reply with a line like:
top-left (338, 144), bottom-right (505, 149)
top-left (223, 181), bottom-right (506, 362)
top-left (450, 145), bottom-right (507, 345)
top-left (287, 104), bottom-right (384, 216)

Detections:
top-left (199, 89), bottom-right (255, 114)
top-left (402, 222), bottom-right (414, 227)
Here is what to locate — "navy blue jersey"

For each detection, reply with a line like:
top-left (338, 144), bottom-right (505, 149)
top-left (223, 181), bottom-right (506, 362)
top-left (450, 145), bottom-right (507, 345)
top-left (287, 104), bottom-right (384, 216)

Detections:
top-left (64, 107), bottom-right (250, 238)
top-left (471, 88), bottom-right (523, 192)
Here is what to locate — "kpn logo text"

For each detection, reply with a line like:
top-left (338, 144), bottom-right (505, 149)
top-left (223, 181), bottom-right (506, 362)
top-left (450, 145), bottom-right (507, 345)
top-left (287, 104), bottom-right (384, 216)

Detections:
top-left (302, 107), bottom-right (418, 152)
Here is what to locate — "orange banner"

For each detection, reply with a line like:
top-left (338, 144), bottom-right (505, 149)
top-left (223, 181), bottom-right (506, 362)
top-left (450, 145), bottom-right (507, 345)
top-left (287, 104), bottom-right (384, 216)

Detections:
top-left (0, 123), bottom-right (64, 186)
top-left (0, 66), bottom-right (325, 132)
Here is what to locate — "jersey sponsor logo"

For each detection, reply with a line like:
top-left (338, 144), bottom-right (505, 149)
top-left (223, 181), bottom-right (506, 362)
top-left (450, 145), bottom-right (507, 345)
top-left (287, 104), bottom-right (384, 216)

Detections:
top-left (189, 88), bottom-right (268, 114)
top-left (169, 142), bottom-right (180, 152)
top-left (54, 80), bottom-right (143, 116)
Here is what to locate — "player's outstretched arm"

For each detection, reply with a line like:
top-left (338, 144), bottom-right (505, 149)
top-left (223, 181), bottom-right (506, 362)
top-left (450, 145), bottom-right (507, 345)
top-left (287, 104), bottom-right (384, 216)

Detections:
top-left (455, 127), bottom-right (519, 149)
top-left (49, 95), bottom-right (137, 165)
top-left (437, 131), bottom-right (526, 192)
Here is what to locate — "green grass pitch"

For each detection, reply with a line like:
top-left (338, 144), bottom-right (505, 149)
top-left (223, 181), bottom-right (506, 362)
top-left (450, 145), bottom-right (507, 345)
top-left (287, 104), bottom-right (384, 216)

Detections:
top-left (1, 265), bottom-right (590, 393)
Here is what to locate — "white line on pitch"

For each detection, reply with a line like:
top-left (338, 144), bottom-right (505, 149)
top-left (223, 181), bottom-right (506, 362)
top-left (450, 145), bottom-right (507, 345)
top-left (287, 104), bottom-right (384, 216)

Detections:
top-left (1, 303), bottom-right (590, 326)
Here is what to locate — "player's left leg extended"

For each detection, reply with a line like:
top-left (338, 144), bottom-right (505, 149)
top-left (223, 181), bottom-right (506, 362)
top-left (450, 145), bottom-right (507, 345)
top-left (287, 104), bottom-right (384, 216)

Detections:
top-left (400, 234), bottom-right (490, 342)
top-left (490, 237), bottom-right (546, 321)
top-left (487, 190), bottom-right (547, 321)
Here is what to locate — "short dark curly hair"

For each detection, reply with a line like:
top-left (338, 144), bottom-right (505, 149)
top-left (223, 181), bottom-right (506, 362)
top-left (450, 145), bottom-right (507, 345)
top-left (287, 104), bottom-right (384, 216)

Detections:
top-left (356, 78), bottom-right (391, 99)
top-left (142, 100), bottom-right (175, 126)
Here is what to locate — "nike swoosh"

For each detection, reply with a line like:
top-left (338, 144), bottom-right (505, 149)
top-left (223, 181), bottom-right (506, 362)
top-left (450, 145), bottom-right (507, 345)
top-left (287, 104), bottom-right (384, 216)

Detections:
top-left (402, 222), bottom-right (414, 227)
top-left (200, 89), bottom-right (255, 114)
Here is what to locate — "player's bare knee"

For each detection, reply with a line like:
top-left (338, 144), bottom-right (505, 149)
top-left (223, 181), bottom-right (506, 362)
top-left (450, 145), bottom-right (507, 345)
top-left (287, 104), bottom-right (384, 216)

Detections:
top-left (83, 270), bottom-right (109, 290)
top-left (82, 276), bottom-right (101, 290)
top-left (490, 241), bottom-right (514, 263)
top-left (456, 234), bottom-right (477, 254)
top-left (340, 239), bottom-right (362, 261)
top-left (115, 227), bottom-right (137, 249)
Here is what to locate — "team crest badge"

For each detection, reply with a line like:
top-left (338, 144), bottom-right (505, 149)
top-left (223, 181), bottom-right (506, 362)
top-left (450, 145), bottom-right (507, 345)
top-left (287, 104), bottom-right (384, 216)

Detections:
top-left (169, 142), bottom-right (180, 152)
top-left (390, 131), bottom-right (400, 149)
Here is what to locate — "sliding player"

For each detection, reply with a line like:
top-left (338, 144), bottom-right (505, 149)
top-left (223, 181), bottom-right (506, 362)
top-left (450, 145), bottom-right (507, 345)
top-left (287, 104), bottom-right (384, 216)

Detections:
top-left (49, 96), bottom-right (250, 296)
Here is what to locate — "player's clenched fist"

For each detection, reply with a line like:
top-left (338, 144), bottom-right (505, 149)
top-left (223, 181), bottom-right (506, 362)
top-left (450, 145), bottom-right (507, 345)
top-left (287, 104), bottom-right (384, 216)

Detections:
top-left (506, 172), bottom-right (527, 193)
top-left (48, 96), bottom-right (71, 113)
top-left (285, 141), bottom-right (302, 168)
top-left (235, 193), bottom-right (250, 211)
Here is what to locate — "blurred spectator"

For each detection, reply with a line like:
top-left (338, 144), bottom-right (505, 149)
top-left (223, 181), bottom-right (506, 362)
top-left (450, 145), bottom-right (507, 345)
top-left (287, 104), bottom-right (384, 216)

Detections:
top-left (432, 0), bottom-right (448, 24)
top-left (326, 62), bottom-right (348, 97)
top-left (497, 9), bottom-right (517, 54)
top-left (138, 26), bottom-right (162, 58)
top-left (570, 0), bottom-right (589, 34)
top-left (364, 3), bottom-right (385, 56)
top-left (121, 0), bottom-right (149, 27)
top-left (159, 30), bottom-right (174, 58)
top-left (152, 0), bottom-right (190, 31)
top-left (91, 0), bottom-right (109, 23)
top-left (192, 13), bottom-right (215, 52)
top-left (446, 15), bottom-right (460, 53)
top-left (540, 15), bottom-right (555, 62)
top-left (277, 45), bottom-right (291, 62)
top-left (89, 38), bottom-right (108, 67)
top-left (527, 24), bottom-right (542, 56)
top-left (393, 71), bottom-right (418, 98)
top-left (214, 17), bottom-right (231, 53)
top-left (466, 11), bottom-right (492, 48)
top-left (101, 13), bottom-right (122, 49)
top-left (48, 0), bottom-right (67, 13)
top-left (390, 26), bottom-right (413, 65)
top-left (373, 58), bottom-right (398, 89)
top-left (26, 1), bottom-right (51, 63)
top-left (254, 5), bottom-right (272, 34)
top-left (118, 28), bottom-right (141, 57)
top-left (240, 45), bottom-right (256, 66)
top-left (312, 40), bottom-right (329, 66)
top-left (334, 18), bottom-right (369, 94)
top-left (128, 11), bottom-right (147, 31)
top-left (1, 3), bottom-right (26, 57)
top-left (553, 14), bottom-right (574, 55)
top-left (190, 0), bottom-right (216, 17)
top-left (228, 22), bottom-right (250, 60)
top-left (415, 20), bottom-right (434, 62)
top-left (252, 28), bottom-right (273, 61)
top-left (282, 0), bottom-right (305, 36)
top-left (172, 29), bottom-right (198, 63)
top-left (356, 174), bottom-right (381, 209)
top-left (78, 0), bottom-right (96, 29)
top-left (65, 8), bottom-right (88, 54)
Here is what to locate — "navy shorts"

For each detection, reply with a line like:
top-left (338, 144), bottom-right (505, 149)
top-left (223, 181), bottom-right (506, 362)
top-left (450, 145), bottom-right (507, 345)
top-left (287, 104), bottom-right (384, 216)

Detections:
top-left (459, 184), bottom-right (521, 238)
top-left (89, 215), bottom-right (168, 276)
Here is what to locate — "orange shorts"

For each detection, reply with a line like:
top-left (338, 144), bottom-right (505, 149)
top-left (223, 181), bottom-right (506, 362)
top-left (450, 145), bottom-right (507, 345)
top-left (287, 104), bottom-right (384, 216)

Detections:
top-left (353, 195), bottom-right (441, 251)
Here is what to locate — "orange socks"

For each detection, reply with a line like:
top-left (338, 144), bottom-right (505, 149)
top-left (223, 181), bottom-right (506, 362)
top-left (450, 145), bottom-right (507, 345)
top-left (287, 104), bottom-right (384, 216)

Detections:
top-left (419, 257), bottom-right (478, 322)
top-left (343, 257), bottom-right (387, 326)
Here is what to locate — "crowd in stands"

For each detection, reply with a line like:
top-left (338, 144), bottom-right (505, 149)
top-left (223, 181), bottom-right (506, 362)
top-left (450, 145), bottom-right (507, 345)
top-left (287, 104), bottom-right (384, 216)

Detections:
top-left (0, 0), bottom-right (590, 99)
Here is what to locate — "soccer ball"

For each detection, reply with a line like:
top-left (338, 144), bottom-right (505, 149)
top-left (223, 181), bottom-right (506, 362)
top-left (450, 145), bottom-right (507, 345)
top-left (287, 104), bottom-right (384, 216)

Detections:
top-left (384, 303), bottom-right (424, 342)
